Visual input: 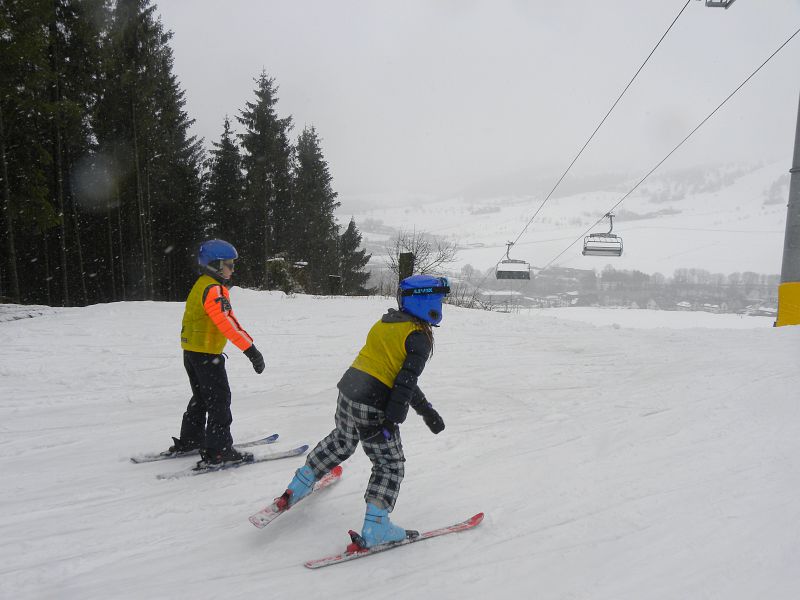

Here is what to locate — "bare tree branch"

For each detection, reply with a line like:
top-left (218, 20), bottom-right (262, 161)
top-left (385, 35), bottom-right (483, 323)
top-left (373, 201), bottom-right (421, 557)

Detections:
top-left (385, 230), bottom-right (458, 276)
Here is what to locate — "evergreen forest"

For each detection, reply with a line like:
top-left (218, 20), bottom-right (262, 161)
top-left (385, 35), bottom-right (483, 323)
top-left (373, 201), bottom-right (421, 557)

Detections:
top-left (1, 0), bottom-right (371, 306)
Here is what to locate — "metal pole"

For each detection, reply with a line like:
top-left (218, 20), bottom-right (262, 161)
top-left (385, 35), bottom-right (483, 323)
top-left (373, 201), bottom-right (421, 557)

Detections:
top-left (775, 90), bottom-right (800, 326)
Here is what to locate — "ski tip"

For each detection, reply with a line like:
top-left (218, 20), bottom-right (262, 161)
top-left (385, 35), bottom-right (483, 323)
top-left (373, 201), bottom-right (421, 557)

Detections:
top-left (469, 512), bottom-right (485, 526)
top-left (249, 515), bottom-right (267, 529)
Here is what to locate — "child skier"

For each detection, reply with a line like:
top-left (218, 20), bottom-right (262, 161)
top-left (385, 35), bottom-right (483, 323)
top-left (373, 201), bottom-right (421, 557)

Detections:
top-left (167, 239), bottom-right (265, 465)
top-left (274, 274), bottom-right (449, 547)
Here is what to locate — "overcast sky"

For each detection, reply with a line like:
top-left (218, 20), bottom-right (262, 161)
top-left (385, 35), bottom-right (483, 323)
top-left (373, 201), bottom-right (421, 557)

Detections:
top-left (155, 1), bottom-right (800, 207)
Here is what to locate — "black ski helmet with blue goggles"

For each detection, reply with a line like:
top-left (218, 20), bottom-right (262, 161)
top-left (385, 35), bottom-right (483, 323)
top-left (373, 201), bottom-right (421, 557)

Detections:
top-left (198, 239), bottom-right (238, 278)
top-left (398, 274), bottom-right (451, 325)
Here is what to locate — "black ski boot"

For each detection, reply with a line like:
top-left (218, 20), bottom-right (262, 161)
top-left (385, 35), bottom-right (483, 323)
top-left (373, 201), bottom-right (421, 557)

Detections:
top-left (199, 446), bottom-right (254, 466)
top-left (167, 437), bottom-right (200, 455)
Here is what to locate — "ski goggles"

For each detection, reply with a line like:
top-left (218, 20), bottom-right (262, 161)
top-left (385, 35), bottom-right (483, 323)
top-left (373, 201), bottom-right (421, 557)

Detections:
top-left (399, 277), bottom-right (450, 297)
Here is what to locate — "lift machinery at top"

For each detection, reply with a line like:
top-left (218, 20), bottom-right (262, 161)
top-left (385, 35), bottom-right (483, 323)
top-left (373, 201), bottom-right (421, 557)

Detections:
top-left (582, 213), bottom-right (623, 257)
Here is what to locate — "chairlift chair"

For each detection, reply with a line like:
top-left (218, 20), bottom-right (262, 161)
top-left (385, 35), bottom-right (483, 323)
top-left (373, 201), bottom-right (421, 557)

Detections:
top-left (582, 213), bottom-right (623, 257)
top-left (701, 0), bottom-right (736, 8)
top-left (496, 242), bottom-right (531, 280)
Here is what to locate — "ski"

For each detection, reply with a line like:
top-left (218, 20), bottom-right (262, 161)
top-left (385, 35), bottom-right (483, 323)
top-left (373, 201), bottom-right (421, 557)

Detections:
top-left (304, 512), bottom-right (485, 569)
top-left (156, 444), bottom-right (308, 479)
top-left (131, 433), bottom-right (279, 464)
top-left (249, 465), bottom-right (344, 529)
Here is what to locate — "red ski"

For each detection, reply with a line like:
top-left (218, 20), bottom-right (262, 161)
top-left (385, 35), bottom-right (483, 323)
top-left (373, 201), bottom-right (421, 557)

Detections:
top-left (249, 465), bottom-right (344, 529)
top-left (304, 512), bottom-right (485, 569)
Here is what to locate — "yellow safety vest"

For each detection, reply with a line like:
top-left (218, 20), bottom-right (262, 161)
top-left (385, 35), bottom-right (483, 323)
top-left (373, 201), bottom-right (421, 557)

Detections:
top-left (351, 319), bottom-right (421, 388)
top-left (180, 275), bottom-right (227, 354)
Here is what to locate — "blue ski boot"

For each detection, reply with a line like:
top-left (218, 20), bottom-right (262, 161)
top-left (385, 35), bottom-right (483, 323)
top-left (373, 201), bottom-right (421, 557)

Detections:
top-left (360, 502), bottom-right (408, 548)
top-left (281, 465), bottom-right (316, 509)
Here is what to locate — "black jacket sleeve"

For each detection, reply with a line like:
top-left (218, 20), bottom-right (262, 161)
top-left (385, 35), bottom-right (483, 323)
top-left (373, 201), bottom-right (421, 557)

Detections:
top-left (384, 330), bottom-right (432, 424)
top-left (409, 386), bottom-right (429, 414)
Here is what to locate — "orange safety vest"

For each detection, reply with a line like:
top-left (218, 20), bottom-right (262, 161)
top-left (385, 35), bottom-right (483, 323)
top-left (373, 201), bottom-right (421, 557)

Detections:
top-left (180, 275), bottom-right (254, 354)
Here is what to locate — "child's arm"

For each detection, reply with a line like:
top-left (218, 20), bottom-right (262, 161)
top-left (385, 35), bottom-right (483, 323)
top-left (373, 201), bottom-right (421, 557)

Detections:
top-left (202, 285), bottom-right (255, 351)
top-left (202, 285), bottom-right (265, 373)
top-left (385, 331), bottom-right (431, 424)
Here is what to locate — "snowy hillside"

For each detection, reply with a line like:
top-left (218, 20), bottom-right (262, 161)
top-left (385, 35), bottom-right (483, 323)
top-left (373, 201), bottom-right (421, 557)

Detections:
top-left (2, 290), bottom-right (799, 599)
top-left (344, 161), bottom-right (789, 277)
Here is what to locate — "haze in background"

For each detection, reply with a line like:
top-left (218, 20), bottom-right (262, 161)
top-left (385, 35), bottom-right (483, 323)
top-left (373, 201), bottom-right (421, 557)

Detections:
top-left (157, 1), bottom-right (800, 207)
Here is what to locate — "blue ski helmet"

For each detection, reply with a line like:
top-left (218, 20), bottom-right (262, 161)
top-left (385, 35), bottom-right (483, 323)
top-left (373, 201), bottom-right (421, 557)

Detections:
top-left (398, 274), bottom-right (450, 325)
top-left (198, 239), bottom-right (238, 272)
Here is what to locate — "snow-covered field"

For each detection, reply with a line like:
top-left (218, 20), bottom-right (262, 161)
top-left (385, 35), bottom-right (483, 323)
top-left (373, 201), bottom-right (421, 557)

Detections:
top-left (528, 306), bottom-right (776, 330)
top-left (2, 290), bottom-right (799, 599)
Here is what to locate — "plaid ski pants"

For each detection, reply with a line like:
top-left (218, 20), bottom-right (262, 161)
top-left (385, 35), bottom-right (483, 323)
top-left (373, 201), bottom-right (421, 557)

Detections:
top-left (306, 392), bottom-right (405, 511)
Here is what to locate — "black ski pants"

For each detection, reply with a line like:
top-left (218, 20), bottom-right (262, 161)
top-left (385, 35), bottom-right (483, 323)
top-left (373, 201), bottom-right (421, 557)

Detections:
top-left (180, 350), bottom-right (233, 451)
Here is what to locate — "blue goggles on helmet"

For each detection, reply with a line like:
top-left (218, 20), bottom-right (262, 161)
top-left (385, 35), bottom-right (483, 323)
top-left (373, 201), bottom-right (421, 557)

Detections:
top-left (399, 276), bottom-right (450, 298)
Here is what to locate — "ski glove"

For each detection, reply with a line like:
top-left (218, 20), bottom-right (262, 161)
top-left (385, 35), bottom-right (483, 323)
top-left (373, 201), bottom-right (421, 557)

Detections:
top-left (359, 422), bottom-right (397, 444)
top-left (244, 345), bottom-right (265, 374)
top-left (384, 397), bottom-right (409, 425)
top-left (419, 402), bottom-right (445, 434)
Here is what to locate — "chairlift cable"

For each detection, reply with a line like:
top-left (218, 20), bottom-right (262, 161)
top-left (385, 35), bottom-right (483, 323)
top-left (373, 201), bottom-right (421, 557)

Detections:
top-left (474, 0), bottom-right (694, 289)
top-left (538, 25), bottom-right (800, 274)
top-left (509, 0), bottom-right (693, 250)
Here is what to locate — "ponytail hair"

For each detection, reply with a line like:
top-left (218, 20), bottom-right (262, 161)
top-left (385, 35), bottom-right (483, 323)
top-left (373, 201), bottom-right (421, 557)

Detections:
top-left (412, 317), bottom-right (435, 359)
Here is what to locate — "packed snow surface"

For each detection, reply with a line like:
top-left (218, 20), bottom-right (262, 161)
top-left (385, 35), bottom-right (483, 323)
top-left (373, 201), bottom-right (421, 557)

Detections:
top-left (1, 290), bottom-right (798, 599)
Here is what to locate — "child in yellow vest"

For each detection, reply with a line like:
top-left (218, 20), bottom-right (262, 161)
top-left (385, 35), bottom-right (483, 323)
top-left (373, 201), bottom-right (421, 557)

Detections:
top-left (271, 275), bottom-right (449, 548)
top-left (168, 239), bottom-right (265, 465)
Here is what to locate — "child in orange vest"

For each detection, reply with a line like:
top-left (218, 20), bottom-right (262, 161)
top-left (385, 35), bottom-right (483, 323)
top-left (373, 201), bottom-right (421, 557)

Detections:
top-left (168, 239), bottom-right (265, 465)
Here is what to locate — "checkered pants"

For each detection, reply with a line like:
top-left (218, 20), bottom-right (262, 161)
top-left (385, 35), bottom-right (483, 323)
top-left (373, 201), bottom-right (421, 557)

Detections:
top-left (306, 392), bottom-right (405, 511)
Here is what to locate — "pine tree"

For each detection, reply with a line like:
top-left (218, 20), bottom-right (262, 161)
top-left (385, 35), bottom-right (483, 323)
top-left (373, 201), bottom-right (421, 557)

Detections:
top-left (95, 0), bottom-right (203, 301)
top-left (237, 72), bottom-right (294, 289)
top-left (144, 46), bottom-right (204, 301)
top-left (0, 0), bottom-right (60, 304)
top-left (2, 0), bottom-right (203, 305)
top-left (338, 218), bottom-right (371, 295)
top-left (292, 126), bottom-right (340, 293)
top-left (204, 117), bottom-right (243, 241)
top-left (46, 0), bottom-right (109, 306)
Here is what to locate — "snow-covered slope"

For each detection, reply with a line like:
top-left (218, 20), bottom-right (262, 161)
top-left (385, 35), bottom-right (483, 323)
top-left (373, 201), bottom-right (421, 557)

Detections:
top-left (2, 290), bottom-right (798, 599)
top-left (344, 161), bottom-right (790, 276)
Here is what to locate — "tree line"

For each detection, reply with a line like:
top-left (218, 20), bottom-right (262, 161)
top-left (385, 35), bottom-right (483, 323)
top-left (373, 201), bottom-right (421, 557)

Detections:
top-left (482, 264), bottom-right (780, 312)
top-left (1, 0), bottom-right (370, 307)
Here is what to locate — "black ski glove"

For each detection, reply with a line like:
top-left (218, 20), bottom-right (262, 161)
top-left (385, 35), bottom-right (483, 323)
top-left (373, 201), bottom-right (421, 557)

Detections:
top-left (384, 397), bottom-right (409, 425)
top-left (360, 422), bottom-right (397, 444)
top-left (419, 402), bottom-right (445, 434)
top-left (244, 345), bottom-right (265, 374)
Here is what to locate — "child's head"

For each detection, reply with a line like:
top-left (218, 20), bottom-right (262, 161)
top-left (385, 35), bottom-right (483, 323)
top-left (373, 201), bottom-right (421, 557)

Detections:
top-left (198, 239), bottom-right (238, 281)
top-left (397, 275), bottom-right (450, 326)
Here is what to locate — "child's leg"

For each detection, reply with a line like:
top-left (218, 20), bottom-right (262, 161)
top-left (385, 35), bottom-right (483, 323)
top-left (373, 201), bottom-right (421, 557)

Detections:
top-left (357, 410), bottom-right (406, 512)
top-left (178, 351), bottom-right (208, 447)
top-left (305, 392), bottom-right (361, 478)
top-left (186, 352), bottom-right (232, 450)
